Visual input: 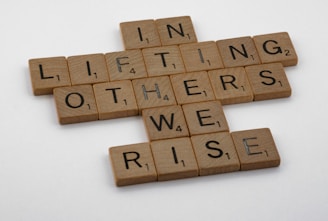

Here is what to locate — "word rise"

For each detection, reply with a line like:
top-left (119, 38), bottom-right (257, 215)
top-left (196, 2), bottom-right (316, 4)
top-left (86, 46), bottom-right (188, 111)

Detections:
top-left (28, 16), bottom-right (298, 186)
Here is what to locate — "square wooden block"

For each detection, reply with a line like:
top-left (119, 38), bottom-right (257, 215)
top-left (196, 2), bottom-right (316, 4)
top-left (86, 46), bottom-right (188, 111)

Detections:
top-left (105, 49), bottom-right (147, 81)
top-left (132, 76), bottom-right (176, 113)
top-left (253, 32), bottom-right (298, 66)
top-left (93, 80), bottom-right (138, 120)
top-left (151, 137), bottom-right (199, 181)
top-left (190, 132), bottom-right (240, 176)
top-left (208, 67), bottom-right (253, 104)
top-left (29, 56), bottom-right (71, 95)
top-left (231, 128), bottom-right (280, 171)
top-left (170, 71), bottom-right (215, 105)
top-left (142, 105), bottom-right (189, 141)
top-left (155, 16), bottom-right (197, 46)
top-left (142, 45), bottom-right (185, 77)
top-left (179, 41), bottom-right (224, 72)
top-left (245, 63), bottom-right (291, 101)
top-left (109, 142), bottom-right (157, 186)
top-left (67, 53), bottom-right (109, 85)
top-left (217, 36), bottom-right (261, 68)
top-left (53, 85), bottom-right (98, 124)
top-left (182, 101), bottom-right (229, 135)
top-left (120, 19), bottom-right (161, 50)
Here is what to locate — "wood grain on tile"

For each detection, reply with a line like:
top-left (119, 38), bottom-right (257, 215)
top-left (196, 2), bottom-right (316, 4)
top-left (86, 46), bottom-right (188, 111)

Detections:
top-left (170, 71), bottom-right (215, 105)
top-left (109, 142), bottom-right (157, 186)
top-left (150, 137), bottom-right (199, 181)
top-left (53, 85), bottom-right (98, 124)
top-left (93, 80), bottom-right (138, 120)
top-left (191, 132), bottom-right (240, 176)
top-left (231, 128), bottom-right (280, 170)
top-left (29, 56), bottom-right (71, 95)
top-left (253, 32), bottom-right (298, 66)
top-left (208, 67), bottom-right (253, 104)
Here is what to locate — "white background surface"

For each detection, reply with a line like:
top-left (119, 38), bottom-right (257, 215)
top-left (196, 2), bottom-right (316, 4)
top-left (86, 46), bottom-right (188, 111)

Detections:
top-left (1, 0), bottom-right (327, 220)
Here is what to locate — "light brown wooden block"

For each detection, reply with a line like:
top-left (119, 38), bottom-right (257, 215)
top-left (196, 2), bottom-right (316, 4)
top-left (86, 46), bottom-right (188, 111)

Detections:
top-left (170, 71), bottom-right (215, 105)
top-left (253, 32), bottom-right (298, 66)
top-left (155, 16), bottom-right (197, 46)
top-left (216, 36), bottom-right (261, 68)
top-left (53, 85), bottom-right (98, 124)
top-left (190, 132), bottom-right (240, 176)
top-left (105, 49), bottom-right (147, 81)
top-left (132, 76), bottom-right (176, 113)
top-left (67, 53), bottom-right (109, 86)
top-left (93, 80), bottom-right (138, 120)
top-left (142, 105), bottom-right (189, 141)
top-left (150, 137), bottom-right (199, 181)
top-left (29, 56), bottom-right (71, 95)
top-left (179, 41), bottom-right (224, 72)
top-left (142, 45), bottom-right (185, 77)
top-left (231, 128), bottom-right (280, 171)
top-left (208, 67), bottom-right (253, 104)
top-left (109, 143), bottom-right (157, 186)
top-left (182, 101), bottom-right (229, 135)
top-left (245, 63), bottom-right (291, 101)
top-left (120, 19), bottom-right (161, 50)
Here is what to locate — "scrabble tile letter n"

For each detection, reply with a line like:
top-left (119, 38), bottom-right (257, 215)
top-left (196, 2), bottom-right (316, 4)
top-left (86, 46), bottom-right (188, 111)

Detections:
top-left (155, 16), bottom-right (198, 46)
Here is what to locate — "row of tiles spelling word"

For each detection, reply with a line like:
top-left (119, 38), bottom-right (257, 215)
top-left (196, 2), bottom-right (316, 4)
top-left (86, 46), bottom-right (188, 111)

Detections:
top-left (109, 128), bottom-right (280, 186)
top-left (29, 32), bottom-right (297, 96)
top-left (53, 63), bottom-right (290, 124)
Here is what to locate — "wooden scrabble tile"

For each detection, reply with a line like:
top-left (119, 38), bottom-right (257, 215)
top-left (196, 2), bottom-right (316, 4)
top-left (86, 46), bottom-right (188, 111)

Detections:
top-left (155, 16), bottom-right (197, 46)
top-left (253, 32), bottom-right (298, 66)
top-left (208, 67), bottom-right (253, 105)
top-left (142, 105), bottom-right (189, 141)
top-left (245, 63), bottom-right (291, 101)
top-left (120, 19), bottom-right (162, 50)
top-left (179, 41), bottom-right (224, 72)
top-left (29, 56), bottom-right (71, 95)
top-left (216, 36), bottom-right (261, 68)
top-left (53, 85), bottom-right (98, 124)
top-left (67, 53), bottom-right (109, 86)
top-left (231, 128), bottom-right (280, 170)
top-left (132, 76), bottom-right (176, 113)
top-left (142, 45), bottom-right (185, 77)
top-left (109, 142), bottom-right (157, 186)
top-left (105, 49), bottom-right (147, 81)
top-left (170, 71), bottom-right (215, 105)
top-left (93, 80), bottom-right (138, 120)
top-left (182, 101), bottom-right (229, 135)
top-left (190, 132), bottom-right (240, 176)
top-left (150, 137), bottom-right (199, 181)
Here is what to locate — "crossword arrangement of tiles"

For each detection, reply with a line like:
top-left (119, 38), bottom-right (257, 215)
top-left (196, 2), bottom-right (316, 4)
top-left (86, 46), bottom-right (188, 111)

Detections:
top-left (29, 16), bottom-right (298, 186)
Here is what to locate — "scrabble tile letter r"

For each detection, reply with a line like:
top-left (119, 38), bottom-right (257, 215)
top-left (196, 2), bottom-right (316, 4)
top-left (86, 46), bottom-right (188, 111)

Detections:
top-left (109, 143), bottom-right (157, 186)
